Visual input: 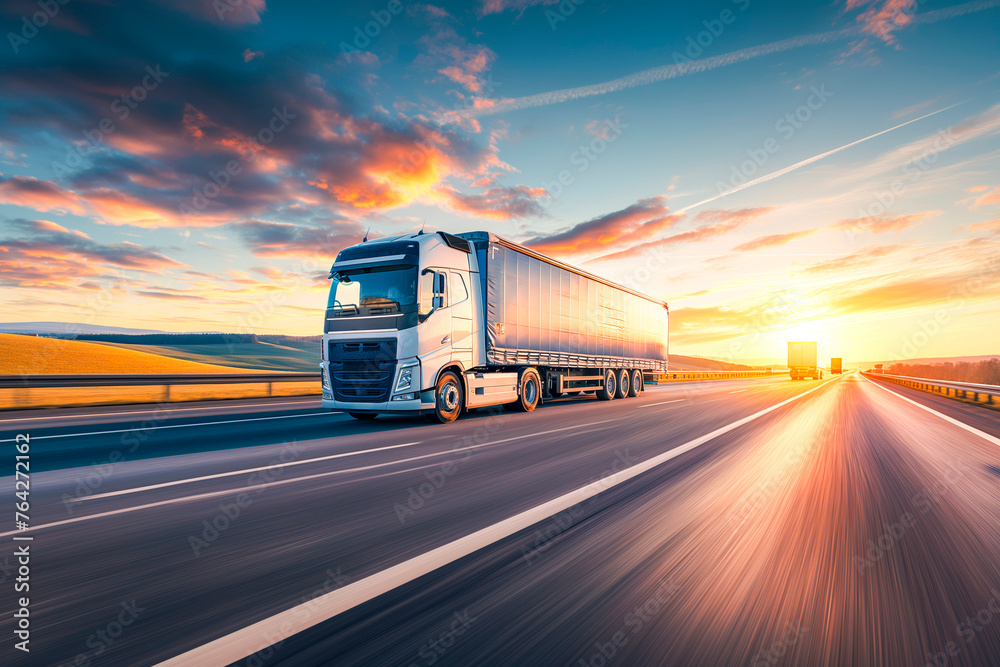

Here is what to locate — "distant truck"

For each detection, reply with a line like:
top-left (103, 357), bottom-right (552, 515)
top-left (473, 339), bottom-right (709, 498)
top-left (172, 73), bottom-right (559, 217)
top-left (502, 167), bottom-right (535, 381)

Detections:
top-left (831, 358), bottom-right (843, 374)
top-left (873, 363), bottom-right (884, 374)
top-left (787, 342), bottom-right (829, 380)
top-left (321, 231), bottom-right (669, 423)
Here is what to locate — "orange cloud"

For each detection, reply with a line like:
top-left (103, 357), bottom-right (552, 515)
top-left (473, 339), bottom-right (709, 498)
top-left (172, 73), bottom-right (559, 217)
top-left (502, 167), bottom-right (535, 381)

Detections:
top-left (438, 184), bottom-right (548, 221)
top-left (591, 206), bottom-right (776, 262)
top-left (963, 185), bottom-right (1000, 210)
top-left (733, 229), bottom-right (818, 252)
top-left (829, 210), bottom-right (939, 235)
top-left (0, 176), bottom-right (87, 216)
top-left (801, 244), bottom-right (909, 274)
top-left (528, 196), bottom-right (679, 256)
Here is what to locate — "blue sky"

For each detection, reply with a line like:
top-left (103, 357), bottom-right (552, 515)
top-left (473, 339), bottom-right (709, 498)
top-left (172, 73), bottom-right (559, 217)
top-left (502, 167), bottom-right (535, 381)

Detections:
top-left (1, 0), bottom-right (998, 362)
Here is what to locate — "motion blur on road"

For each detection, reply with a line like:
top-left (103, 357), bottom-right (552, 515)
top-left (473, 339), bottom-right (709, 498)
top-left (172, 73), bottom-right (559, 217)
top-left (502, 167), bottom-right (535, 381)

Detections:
top-left (3, 372), bottom-right (1000, 666)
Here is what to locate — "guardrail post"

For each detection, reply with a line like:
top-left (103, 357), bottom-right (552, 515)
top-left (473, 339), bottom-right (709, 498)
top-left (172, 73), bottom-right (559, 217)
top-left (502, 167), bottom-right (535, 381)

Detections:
top-left (163, 384), bottom-right (171, 403)
top-left (267, 381), bottom-right (273, 397)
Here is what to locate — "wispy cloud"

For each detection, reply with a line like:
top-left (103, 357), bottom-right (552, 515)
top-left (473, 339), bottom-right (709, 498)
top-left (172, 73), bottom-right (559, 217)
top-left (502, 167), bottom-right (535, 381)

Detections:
top-left (457, 0), bottom-right (1000, 118)
top-left (673, 105), bottom-right (961, 215)
top-left (733, 229), bottom-right (819, 252)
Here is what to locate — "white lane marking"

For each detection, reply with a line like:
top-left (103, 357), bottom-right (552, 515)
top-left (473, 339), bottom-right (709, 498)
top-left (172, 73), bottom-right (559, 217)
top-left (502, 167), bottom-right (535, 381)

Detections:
top-left (0, 419), bottom-right (621, 537)
top-left (74, 441), bottom-right (424, 502)
top-left (729, 389), bottom-right (747, 393)
top-left (154, 380), bottom-right (832, 667)
top-left (0, 399), bottom-right (319, 422)
top-left (0, 412), bottom-right (337, 442)
top-left (862, 375), bottom-right (1000, 448)
top-left (639, 399), bottom-right (685, 408)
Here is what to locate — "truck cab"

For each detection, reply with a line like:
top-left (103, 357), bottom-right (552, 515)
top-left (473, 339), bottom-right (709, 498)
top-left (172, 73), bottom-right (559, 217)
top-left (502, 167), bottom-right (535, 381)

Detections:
top-left (320, 231), bottom-right (482, 422)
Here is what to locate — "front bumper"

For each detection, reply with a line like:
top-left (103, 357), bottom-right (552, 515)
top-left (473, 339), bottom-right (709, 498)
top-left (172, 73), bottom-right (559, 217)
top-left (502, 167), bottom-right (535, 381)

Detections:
top-left (321, 361), bottom-right (432, 413)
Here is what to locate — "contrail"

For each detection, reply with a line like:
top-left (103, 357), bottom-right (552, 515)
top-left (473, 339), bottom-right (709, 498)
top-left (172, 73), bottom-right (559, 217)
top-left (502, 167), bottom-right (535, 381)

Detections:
top-left (455, 0), bottom-right (1000, 118)
top-left (673, 102), bottom-right (964, 214)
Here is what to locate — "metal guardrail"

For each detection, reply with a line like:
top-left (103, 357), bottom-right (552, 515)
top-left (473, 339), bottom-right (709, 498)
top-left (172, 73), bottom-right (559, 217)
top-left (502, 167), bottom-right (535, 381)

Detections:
top-left (862, 372), bottom-right (999, 405)
top-left (647, 370), bottom-right (789, 383)
top-left (0, 373), bottom-right (322, 410)
top-left (0, 373), bottom-right (320, 389)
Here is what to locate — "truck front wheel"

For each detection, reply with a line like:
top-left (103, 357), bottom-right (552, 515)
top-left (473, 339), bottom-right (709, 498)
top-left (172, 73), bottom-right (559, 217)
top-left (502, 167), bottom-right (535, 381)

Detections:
top-left (597, 369), bottom-right (616, 401)
top-left (426, 371), bottom-right (463, 423)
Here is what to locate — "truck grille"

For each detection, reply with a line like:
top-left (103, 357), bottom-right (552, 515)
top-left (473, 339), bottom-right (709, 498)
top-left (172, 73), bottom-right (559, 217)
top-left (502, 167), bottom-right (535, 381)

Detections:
top-left (328, 339), bottom-right (397, 403)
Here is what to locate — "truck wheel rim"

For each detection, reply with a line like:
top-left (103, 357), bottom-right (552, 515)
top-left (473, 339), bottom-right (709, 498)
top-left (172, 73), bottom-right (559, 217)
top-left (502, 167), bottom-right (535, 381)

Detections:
top-left (442, 383), bottom-right (459, 411)
top-left (524, 378), bottom-right (537, 404)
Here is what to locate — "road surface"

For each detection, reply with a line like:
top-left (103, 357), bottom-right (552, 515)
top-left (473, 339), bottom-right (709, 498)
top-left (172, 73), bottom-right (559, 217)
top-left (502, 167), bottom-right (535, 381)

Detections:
top-left (2, 372), bottom-right (999, 666)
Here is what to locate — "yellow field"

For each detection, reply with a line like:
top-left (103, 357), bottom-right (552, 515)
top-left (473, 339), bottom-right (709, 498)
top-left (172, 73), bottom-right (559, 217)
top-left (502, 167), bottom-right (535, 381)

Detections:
top-left (0, 333), bottom-right (258, 375)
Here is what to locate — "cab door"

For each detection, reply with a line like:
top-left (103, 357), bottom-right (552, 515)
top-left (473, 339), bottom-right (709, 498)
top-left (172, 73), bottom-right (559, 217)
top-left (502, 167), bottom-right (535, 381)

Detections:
top-left (418, 268), bottom-right (453, 381)
top-left (449, 270), bottom-right (474, 368)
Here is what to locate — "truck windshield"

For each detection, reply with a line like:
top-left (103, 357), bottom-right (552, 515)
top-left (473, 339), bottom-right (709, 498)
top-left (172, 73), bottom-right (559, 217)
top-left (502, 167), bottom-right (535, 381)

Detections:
top-left (327, 265), bottom-right (417, 317)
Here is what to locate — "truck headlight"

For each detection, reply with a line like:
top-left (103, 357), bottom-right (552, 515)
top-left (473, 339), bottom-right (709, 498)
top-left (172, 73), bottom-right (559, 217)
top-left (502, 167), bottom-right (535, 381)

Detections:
top-left (321, 365), bottom-right (331, 396)
top-left (395, 366), bottom-right (414, 392)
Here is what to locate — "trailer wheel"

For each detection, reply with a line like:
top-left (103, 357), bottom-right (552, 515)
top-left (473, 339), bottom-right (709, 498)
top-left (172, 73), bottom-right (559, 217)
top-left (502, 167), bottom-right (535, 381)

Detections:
top-left (628, 369), bottom-right (643, 397)
top-left (615, 369), bottom-right (630, 399)
top-left (348, 412), bottom-right (378, 421)
top-left (597, 369), bottom-right (616, 401)
top-left (511, 369), bottom-right (541, 412)
top-left (426, 371), bottom-right (463, 423)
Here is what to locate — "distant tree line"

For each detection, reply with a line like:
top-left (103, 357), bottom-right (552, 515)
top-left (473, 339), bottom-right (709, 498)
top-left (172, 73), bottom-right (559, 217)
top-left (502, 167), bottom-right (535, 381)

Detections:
top-left (76, 333), bottom-right (259, 344)
top-left (887, 359), bottom-right (1000, 385)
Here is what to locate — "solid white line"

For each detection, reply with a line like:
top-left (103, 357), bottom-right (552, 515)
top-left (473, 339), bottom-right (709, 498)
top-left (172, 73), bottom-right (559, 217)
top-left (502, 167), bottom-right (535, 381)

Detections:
top-left (0, 419), bottom-right (622, 537)
top-left (155, 380), bottom-right (832, 667)
top-left (0, 399), bottom-right (319, 422)
top-left (0, 412), bottom-right (336, 442)
top-left (639, 399), bottom-right (685, 408)
top-left (862, 375), bottom-right (1000, 448)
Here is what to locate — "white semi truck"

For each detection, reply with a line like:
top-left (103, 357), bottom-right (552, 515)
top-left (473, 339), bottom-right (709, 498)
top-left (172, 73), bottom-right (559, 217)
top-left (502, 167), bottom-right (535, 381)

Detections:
top-left (320, 231), bottom-right (669, 423)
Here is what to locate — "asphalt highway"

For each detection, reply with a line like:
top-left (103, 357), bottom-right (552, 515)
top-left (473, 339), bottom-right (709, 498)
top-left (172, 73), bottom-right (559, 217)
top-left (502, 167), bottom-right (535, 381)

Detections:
top-left (2, 372), bottom-right (999, 666)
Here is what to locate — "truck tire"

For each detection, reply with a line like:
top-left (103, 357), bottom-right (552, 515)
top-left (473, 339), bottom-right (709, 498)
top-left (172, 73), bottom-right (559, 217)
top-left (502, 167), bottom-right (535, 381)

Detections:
top-left (615, 369), bottom-right (630, 399)
top-left (349, 412), bottom-right (378, 421)
top-left (426, 371), bottom-right (463, 423)
top-left (511, 369), bottom-right (541, 412)
top-left (597, 368), bottom-right (616, 401)
top-left (628, 369), bottom-right (643, 397)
